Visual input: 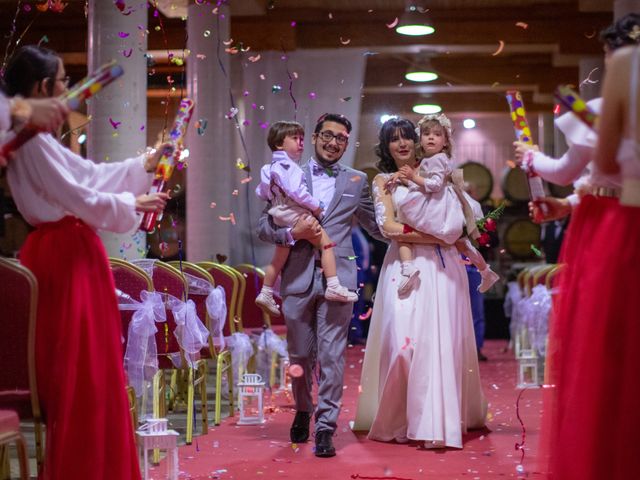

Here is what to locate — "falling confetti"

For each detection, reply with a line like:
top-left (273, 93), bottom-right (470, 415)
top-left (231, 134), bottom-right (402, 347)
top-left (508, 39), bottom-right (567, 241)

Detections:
top-left (210, 202), bottom-right (217, 208)
top-left (492, 40), bottom-right (505, 56)
top-left (386, 17), bottom-right (399, 28)
top-left (248, 54), bottom-right (261, 63)
top-left (339, 37), bottom-right (351, 45)
top-left (109, 118), bottom-right (121, 129)
top-left (358, 308), bottom-right (373, 320)
top-left (531, 244), bottom-right (542, 257)
top-left (288, 364), bottom-right (304, 377)
top-left (515, 22), bottom-right (529, 29)
top-left (122, 48), bottom-right (133, 58)
top-left (118, 31), bottom-right (130, 38)
top-left (240, 176), bottom-right (253, 184)
top-left (272, 84), bottom-right (282, 93)
top-left (340, 96), bottom-right (352, 102)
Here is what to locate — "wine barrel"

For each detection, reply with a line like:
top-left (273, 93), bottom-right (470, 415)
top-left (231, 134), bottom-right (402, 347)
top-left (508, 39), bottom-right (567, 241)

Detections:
top-left (503, 218), bottom-right (542, 260)
top-left (501, 166), bottom-right (530, 203)
top-left (458, 161), bottom-right (493, 202)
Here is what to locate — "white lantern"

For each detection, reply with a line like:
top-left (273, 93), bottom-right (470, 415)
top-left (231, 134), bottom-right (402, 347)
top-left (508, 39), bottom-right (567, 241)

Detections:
top-left (237, 373), bottom-right (266, 425)
top-left (136, 418), bottom-right (179, 480)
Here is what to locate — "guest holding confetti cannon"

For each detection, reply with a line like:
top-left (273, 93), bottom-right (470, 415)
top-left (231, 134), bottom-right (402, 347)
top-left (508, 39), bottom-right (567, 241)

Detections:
top-left (544, 43), bottom-right (640, 480)
top-left (2, 45), bottom-right (170, 479)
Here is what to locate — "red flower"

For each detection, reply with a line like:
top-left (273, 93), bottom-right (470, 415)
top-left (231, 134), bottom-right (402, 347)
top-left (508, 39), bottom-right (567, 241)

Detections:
top-left (478, 232), bottom-right (491, 247)
top-left (484, 218), bottom-right (497, 232)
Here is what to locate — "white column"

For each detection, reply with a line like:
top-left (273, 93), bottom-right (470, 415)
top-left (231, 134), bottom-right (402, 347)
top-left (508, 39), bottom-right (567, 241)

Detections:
top-left (186, 3), bottom-right (234, 262)
top-left (87, 0), bottom-right (148, 259)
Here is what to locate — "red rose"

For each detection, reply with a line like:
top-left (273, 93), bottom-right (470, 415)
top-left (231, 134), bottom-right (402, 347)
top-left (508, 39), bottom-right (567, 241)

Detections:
top-left (478, 232), bottom-right (491, 247)
top-left (484, 218), bottom-right (497, 232)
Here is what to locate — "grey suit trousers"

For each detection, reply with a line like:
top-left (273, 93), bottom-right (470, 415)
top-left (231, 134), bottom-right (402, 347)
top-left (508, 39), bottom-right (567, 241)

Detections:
top-left (284, 266), bottom-right (353, 433)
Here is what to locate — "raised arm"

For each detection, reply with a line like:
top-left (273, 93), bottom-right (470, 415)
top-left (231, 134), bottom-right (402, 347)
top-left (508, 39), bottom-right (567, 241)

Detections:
top-left (372, 174), bottom-right (445, 245)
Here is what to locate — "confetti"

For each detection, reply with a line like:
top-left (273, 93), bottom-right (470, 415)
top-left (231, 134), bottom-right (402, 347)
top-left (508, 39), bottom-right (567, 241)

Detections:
top-left (271, 84), bottom-right (282, 93)
top-left (210, 202), bottom-right (217, 208)
top-left (340, 96), bottom-right (352, 102)
top-left (118, 31), bottom-right (130, 38)
top-left (386, 17), bottom-right (399, 28)
top-left (492, 40), bottom-right (505, 56)
top-left (248, 54), bottom-right (261, 63)
top-left (358, 308), bottom-right (373, 320)
top-left (339, 37), bottom-right (351, 45)
top-left (223, 38), bottom-right (234, 45)
top-left (515, 22), bottom-right (528, 29)
top-left (232, 189), bottom-right (239, 196)
top-left (308, 92), bottom-right (317, 99)
top-left (531, 244), bottom-right (542, 257)
top-left (240, 176), bottom-right (253, 184)
top-left (109, 118), bottom-right (121, 129)
top-left (122, 48), bottom-right (133, 58)
top-left (288, 364), bottom-right (304, 377)
top-left (203, 30), bottom-right (211, 37)
top-left (196, 118), bottom-right (208, 135)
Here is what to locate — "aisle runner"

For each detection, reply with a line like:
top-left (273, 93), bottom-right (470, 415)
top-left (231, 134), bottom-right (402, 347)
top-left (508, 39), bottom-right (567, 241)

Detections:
top-left (148, 340), bottom-right (545, 479)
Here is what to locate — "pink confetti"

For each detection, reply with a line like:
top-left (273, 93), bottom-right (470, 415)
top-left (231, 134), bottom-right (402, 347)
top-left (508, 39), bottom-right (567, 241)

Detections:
top-left (248, 54), bottom-right (261, 63)
top-left (109, 118), bottom-right (121, 129)
top-left (122, 48), bottom-right (133, 58)
top-left (232, 189), bottom-right (239, 196)
top-left (290, 21), bottom-right (296, 27)
top-left (308, 92), bottom-right (317, 99)
top-left (515, 22), bottom-right (529, 29)
top-left (358, 308), bottom-right (373, 320)
top-left (401, 337), bottom-right (411, 350)
top-left (386, 17), bottom-right (399, 28)
top-left (288, 364), bottom-right (304, 377)
top-left (492, 40), bottom-right (505, 56)
top-left (210, 202), bottom-right (217, 209)
top-left (339, 37), bottom-right (351, 45)
top-left (240, 176), bottom-right (253, 184)
top-left (118, 31), bottom-right (130, 38)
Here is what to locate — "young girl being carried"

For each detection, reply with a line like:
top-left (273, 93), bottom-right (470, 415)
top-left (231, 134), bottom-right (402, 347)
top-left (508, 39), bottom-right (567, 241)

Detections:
top-left (255, 121), bottom-right (357, 317)
top-left (392, 113), bottom-right (499, 296)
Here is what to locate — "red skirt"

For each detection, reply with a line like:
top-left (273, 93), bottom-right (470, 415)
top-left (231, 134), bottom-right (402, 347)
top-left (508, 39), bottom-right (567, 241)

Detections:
top-left (545, 197), bottom-right (640, 479)
top-left (20, 217), bottom-right (140, 480)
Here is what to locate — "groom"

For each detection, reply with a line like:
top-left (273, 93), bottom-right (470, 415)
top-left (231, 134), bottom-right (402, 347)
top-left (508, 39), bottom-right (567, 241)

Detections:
top-left (258, 113), bottom-right (383, 457)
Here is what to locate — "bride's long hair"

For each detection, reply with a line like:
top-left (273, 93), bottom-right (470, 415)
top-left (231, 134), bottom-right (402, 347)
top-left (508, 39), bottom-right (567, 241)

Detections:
top-left (375, 117), bottom-right (417, 173)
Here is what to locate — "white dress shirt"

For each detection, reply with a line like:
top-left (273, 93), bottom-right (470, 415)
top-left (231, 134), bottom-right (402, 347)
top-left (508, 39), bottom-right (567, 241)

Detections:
top-left (309, 158), bottom-right (337, 211)
top-left (7, 132), bottom-right (154, 233)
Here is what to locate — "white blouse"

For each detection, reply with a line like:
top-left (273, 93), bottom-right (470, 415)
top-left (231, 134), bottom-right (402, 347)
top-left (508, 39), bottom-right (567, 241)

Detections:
top-left (7, 132), bottom-right (154, 233)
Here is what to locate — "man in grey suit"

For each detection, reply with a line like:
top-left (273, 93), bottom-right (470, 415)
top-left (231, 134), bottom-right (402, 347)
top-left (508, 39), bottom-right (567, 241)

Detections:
top-left (258, 113), bottom-right (384, 457)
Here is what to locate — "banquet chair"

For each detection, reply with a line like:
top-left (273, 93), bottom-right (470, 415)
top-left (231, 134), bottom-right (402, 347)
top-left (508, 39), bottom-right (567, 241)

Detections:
top-left (196, 262), bottom-right (240, 337)
top-left (533, 264), bottom-right (556, 288)
top-left (168, 261), bottom-right (234, 424)
top-left (109, 258), bottom-right (154, 429)
top-left (234, 264), bottom-right (287, 387)
top-left (131, 260), bottom-right (208, 447)
top-left (0, 410), bottom-right (29, 480)
top-left (0, 258), bottom-right (44, 471)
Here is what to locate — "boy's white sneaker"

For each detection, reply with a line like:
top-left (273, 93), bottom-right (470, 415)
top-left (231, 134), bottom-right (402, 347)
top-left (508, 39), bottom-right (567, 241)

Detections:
top-left (256, 292), bottom-right (281, 316)
top-left (325, 285), bottom-right (358, 303)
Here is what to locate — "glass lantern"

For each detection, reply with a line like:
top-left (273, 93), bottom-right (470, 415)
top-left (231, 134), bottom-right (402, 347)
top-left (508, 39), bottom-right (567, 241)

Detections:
top-left (237, 373), bottom-right (266, 425)
top-left (136, 418), bottom-right (179, 480)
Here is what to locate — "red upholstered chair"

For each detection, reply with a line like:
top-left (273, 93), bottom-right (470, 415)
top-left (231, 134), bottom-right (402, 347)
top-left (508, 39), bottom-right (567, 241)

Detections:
top-left (534, 264), bottom-right (556, 287)
top-left (234, 264), bottom-right (286, 337)
top-left (0, 258), bottom-right (43, 470)
top-left (168, 261), bottom-right (233, 424)
top-left (109, 257), bottom-right (154, 429)
top-left (131, 260), bottom-right (207, 447)
top-left (0, 409), bottom-right (29, 480)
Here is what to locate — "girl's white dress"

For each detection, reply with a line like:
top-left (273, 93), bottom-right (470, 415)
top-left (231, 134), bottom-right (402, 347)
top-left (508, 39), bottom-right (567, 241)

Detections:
top-left (352, 178), bottom-right (487, 448)
top-left (397, 152), bottom-right (482, 244)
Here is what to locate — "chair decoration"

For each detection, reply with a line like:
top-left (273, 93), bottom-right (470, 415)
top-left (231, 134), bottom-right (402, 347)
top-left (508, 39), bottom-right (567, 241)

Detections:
top-left (117, 289), bottom-right (166, 397)
top-left (181, 271), bottom-right (227, 350)
top-left (166, 295), bottom-right (210, 368)
top-left (225, 332), bottom-right (254, 379)
top-left (521, 284), bottom-right (552, 357)
top-left (254, 328), bottom-right (288, 382)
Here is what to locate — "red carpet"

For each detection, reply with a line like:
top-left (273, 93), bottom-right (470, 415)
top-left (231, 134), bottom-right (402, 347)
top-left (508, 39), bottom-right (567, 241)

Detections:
top-left (149, 340), bottom-right (546, 479)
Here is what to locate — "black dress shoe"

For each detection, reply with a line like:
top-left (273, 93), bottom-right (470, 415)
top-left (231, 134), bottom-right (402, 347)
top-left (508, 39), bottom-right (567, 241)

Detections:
top-left (314, 430), bottom-right (336, 457)
top-left (290, 411), bottom-right (311, 443)
top-left (477, 350), bottom-right (488, 362)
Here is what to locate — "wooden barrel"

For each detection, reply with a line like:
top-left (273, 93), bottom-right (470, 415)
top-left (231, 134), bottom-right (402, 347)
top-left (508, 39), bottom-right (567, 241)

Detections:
top-left (458, 161), bottom-right (493, 202)
top-left (501, 166), bottom-right (530, 203)
top-left (503, 218), bottom-right (542, 260)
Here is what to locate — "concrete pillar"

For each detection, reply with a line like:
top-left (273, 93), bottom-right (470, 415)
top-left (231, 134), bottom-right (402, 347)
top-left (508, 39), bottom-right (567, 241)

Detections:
top-left (87, 0), bottom-right (148, 259)
top-left (185, 2), bottom-right (234, 262)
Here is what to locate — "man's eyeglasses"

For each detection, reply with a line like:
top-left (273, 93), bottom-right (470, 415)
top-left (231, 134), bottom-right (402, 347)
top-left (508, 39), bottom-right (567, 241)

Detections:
top-left (56, 76), bottom-right (70, 87)
top-left (317, 130), bottom-right (349, 145)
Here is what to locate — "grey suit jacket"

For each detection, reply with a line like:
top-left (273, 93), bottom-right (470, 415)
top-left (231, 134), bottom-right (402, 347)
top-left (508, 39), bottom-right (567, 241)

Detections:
top-left (257, 160), bottom-right (385, 296)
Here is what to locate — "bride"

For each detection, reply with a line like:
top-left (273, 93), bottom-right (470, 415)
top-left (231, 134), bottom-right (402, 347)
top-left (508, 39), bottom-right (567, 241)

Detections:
top-left (352, 117), bottom-right (487, 448)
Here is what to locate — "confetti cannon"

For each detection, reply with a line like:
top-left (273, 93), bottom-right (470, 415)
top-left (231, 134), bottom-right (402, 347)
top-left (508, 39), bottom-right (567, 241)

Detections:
top-left (139, 98), bottom-right (195, 232)
top-left (0, 60), bottom-right (123, 159)
top-left (554, 85), bottom-right (598, 130)
top-left (505, 90), bottom-right (548, 214)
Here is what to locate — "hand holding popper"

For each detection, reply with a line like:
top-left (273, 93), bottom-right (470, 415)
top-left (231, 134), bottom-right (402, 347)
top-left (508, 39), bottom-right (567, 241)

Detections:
top-left (505, 90), bottom-right (548, 214)
top-left (139, 98), bottom-right (195, 232)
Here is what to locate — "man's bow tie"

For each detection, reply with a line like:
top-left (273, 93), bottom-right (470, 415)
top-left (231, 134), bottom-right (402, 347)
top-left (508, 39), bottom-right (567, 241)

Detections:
top-left (312, 163), bottom-right (339, 177)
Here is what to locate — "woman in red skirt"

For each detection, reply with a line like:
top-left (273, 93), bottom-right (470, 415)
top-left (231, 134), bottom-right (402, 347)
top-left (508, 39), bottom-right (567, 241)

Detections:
top-left (3, 45), bottom-right (169, 479)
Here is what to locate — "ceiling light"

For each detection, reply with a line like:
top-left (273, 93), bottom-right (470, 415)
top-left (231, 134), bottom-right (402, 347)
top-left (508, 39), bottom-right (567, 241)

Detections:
top-left (405, 71), bottom-right (438, 82)
top-left (412, 104), bottom-right (442, 114)
top-left (380, 114), bottom-right (397, 124)
top-left (395, 8), bottom-right (434, 36)
top-left (463, 119), bottom-right (476, 129)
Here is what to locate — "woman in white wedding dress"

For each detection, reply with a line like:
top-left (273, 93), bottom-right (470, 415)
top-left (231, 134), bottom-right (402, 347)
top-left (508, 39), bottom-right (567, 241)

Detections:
top-left (352, 117), bottom-right (487, 448)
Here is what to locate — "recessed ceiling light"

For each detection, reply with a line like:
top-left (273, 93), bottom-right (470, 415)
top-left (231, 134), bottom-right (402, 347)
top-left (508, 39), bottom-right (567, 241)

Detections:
top-left (405, 71), bottom-right (438, 82)
top-left (380, 114), bottom-right (398, 124)
top-left (412, 104), bottom-right (442, 115)
top-left (396, 24), bottom-right (435, 36)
